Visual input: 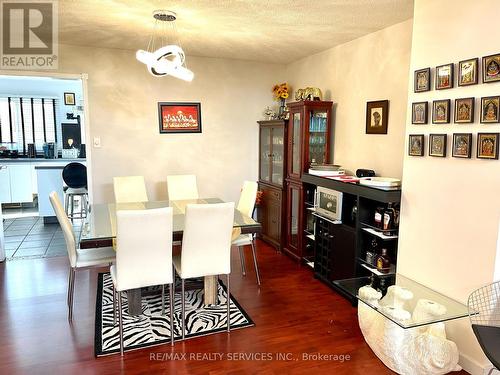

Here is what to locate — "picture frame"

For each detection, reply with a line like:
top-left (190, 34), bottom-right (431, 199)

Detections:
top-left (480, 96), bottom-right (500, 123)
top-left (408, 134), bottom-right (424, 156)
top-left (365, 100), bottom-right (389, 134)
top-left (432, 99), bottom-right (451, 124)
top-left (477, 133), bottom-right (499, 160)
top-left (452, 133), bottom-right (472, 158)
top-left (454, 97), bottom-right (475, 123)
top-left (158, 102), bottom-right (202, 134)
top-left (412, 102), bottom-right (428, 124)
top-left (435, 63), bottom-right (454, 90)
top-left (458, 58), bottom-right (478, 86)
top-left (482, 53), bottom-right (500, 83)
top-left (64, 92), bottom-right (76, 106)
top-left (428, 134), bottom-right (447, 157)
top-left (414, 68), bottom-right (431, 92)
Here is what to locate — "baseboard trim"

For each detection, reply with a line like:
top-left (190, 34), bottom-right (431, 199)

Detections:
top-left (459, 352), bottom-right (497, 375)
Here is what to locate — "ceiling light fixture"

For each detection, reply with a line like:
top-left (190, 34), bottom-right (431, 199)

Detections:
top-left (136, 10), bottom-right (194, 81)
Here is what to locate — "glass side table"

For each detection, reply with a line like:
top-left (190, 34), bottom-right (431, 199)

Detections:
top-left (334, 274), bottom-right (470, 374)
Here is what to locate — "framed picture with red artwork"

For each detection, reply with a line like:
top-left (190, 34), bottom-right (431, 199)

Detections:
top-left (158, 102), bottom-right (202, 134)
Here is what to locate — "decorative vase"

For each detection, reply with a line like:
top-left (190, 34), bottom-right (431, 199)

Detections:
top-left (279, 98), bottom-right (286, 116)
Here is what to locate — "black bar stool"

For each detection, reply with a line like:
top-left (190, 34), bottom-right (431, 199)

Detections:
top-left (62, 162), bottom-right (88, 220)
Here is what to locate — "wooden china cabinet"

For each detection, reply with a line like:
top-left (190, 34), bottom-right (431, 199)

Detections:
top-left (283, 100), bottom-right (333, 261)
top-left (257, 120), bottom-right (287, 250)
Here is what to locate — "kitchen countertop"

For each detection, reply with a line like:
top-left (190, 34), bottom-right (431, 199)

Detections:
top-left (0, 158), bottom-right (85, 164)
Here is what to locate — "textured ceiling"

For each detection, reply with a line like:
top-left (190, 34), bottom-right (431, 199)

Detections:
top-left (59, 0), bottom-right (414, 64)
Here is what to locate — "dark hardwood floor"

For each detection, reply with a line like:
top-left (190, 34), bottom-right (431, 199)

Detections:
top-left (0, 240), bottom-right (467, 374)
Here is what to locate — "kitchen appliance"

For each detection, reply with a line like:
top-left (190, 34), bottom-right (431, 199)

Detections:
top-left (0, 142), bottom-right (19, 158)
top-left (356, 168), bottom-right (376, 178)
top-left (315, 186), bottom-right (343, 222)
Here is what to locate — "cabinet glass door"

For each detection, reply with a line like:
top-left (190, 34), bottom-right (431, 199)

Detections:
top-left (289, 185), bottom-right (300, 248)
top-left (271, 126), bottom-right (284, 185)
top-left (260, 126), bottom-right (271, 182)
top-left (290, 112), bottom-right (301, 176)
top-left (309, 110), bottom-right (328, 165)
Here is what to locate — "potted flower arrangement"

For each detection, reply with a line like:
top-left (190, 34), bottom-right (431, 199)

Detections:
top-left (272, 82), bottom-right (290, 116)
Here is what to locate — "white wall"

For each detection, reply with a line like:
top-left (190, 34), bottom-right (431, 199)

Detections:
top-left (286, 20), bottom-right (413, 178)
top-left (23, 44), bottom-right (284, 203)
top-left (397, 0), bottom-right (500, 373)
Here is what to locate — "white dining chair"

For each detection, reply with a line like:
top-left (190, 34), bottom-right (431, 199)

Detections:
top-left (232, 181), bottom-right (260, 285)
top-left (172, 202), bottom-right (234, 340)
top-left (111, 207), bottom-right (174, 355)
top-left (49, 191), bottom-right (116, 322)
top-left (113, 176), bottom-right (148, 203)
top-left (166, 174), bottom-right (199, 201)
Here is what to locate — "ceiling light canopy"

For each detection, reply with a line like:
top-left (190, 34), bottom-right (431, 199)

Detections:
top-left (136, 10), bottom-right (194, 81)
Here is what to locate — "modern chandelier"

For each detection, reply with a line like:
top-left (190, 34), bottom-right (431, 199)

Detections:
top-left (136, 10), bottom-right (194, 81)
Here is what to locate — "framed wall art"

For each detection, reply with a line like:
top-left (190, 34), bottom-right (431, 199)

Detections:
top-left (458, 58), bottom-right (478, 86)
top-left (480, 96), bottom-right (500, 123)
top-left (435, 63), bottom-right (454, 90)
top-left (477, 133), bottom-right (499, 160)
top-left (452, 133), bottom-right (472, 158)
top-left (454, 97), bottom-right (474, 123)
top-left (428, 134), bottom-right (447, 157)
top-left (365, 100), bottom-right (389, 134)
top-left (158, 102), bottom-right (202, 134)
top-left (408, 134), bottom-right (424, 156)
top-left (482, 53), bottom-right (500, 83)
top-left (412, 102), bottom-right (428, 124)
top-left (432, 99), bottom-right (451, 124)
top-left (414, 68), bottom-right (431, 92)
top-left (64, 92), bottom-right (76, 106)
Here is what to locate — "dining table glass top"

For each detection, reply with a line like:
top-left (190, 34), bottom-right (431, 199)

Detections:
top-left (80, 198), bottom-right (260, 242)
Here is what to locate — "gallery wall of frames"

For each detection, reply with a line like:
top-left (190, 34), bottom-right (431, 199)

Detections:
top-left (409, 53), bottom-right (500, 160)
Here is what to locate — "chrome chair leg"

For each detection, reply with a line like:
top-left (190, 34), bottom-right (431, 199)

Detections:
top-left (70, 195), bottom-right (75, 222)
top-left (227, 274), bottom-right (230, 333)
top-left (238, 246), bottom-right (246, 276)
top-left (68, 268), bottom-right (75, 322)
top-left (250, 240), bottom-right (261, 285)
top-left (181, 279), bottom-right (185, 340)
top-left (118, 291), bottom-right (124, 356)
top-left (169, 283), bottom-right (174, 346)
top-left (64, 193), bottom-right (70, 216)
top-left (161, 284), bottom-right (165, 316)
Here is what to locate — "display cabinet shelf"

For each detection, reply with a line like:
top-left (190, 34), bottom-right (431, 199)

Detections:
top-left (357, 257), bottom-right (396, 277)
top-left (361, 227), bottom-right (398, 240)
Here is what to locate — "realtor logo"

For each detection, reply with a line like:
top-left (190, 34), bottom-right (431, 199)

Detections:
top-left (1, 0), bottom-right (58, 69)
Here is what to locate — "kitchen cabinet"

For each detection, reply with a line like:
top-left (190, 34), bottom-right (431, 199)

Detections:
top-left (257, 183), bottom-right (282, 249)
top-left (0, 166), bottom-right (11, 204)
top-left (0, 164), bottom-right (33, 204)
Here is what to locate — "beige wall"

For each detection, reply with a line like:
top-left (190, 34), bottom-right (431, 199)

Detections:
top-left (398, 0), bottom-right (500, 373)
top-left (285, 20), bottom-right (413, 178)
top-left (46, 44), bottom-right (284, 203)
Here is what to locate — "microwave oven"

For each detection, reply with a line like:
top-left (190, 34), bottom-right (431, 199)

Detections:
top-left (315, 186), bottom-right (343, 222)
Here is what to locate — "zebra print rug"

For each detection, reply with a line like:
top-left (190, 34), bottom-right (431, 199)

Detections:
top-left (95, 273), bottom-right (254, 356)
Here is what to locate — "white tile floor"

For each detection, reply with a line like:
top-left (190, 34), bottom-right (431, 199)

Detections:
top-left (3, 216), bottom-right (81, 260)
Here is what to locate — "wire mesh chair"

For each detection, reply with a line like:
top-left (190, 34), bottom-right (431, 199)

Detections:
top-left (468, 281), bottom-right (500, 375)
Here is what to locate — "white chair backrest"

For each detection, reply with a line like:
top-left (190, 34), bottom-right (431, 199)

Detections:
top-left (181, 202), bottom-right (234, 278)
top-left (236, 181), bottom-right (258, 218)
top-left (113, 176), bottom-right (148, 203)
top-left (115, 207), bottom-right (173, 291)
top-left (49, 191), bottom-right (77, 267)
top-left (167, 174), bottom-right (199, 201)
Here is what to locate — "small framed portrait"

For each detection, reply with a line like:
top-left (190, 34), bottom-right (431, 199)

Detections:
top-left (458, 58), bottom-right (478, 86)
top-left (435, 63), bottom-right (454, 90)
top-left (452, 133), bottom-right (473, 158)
top-left (429, 134), bottom-right (447, 157)
top-left (365, 100), bottom-right (389, 134)
top-left (409, 134), bottom-right (424, 156)
top-left (414, 68), bottom-right (431, 92)
top-left (480, 96), bottom-right (500, 123)
top-left (482, 53), bottom-right (500, 83)
top-left (477, 133), bottom-right (499, 160)
top-left (432, 99), bottom-right (451, 124)
top-left (454, 97), bottom-right (475, 123)
top-left (412, 102), bottom-right (428, 124)
top-left (158, 102), bottom-right (202, 134)
top-left (64, 92), bottom-right (76, 106)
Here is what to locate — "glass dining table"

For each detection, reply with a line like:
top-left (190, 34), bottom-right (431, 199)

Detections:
top-left (79, 198), bottom-right (261, 314)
